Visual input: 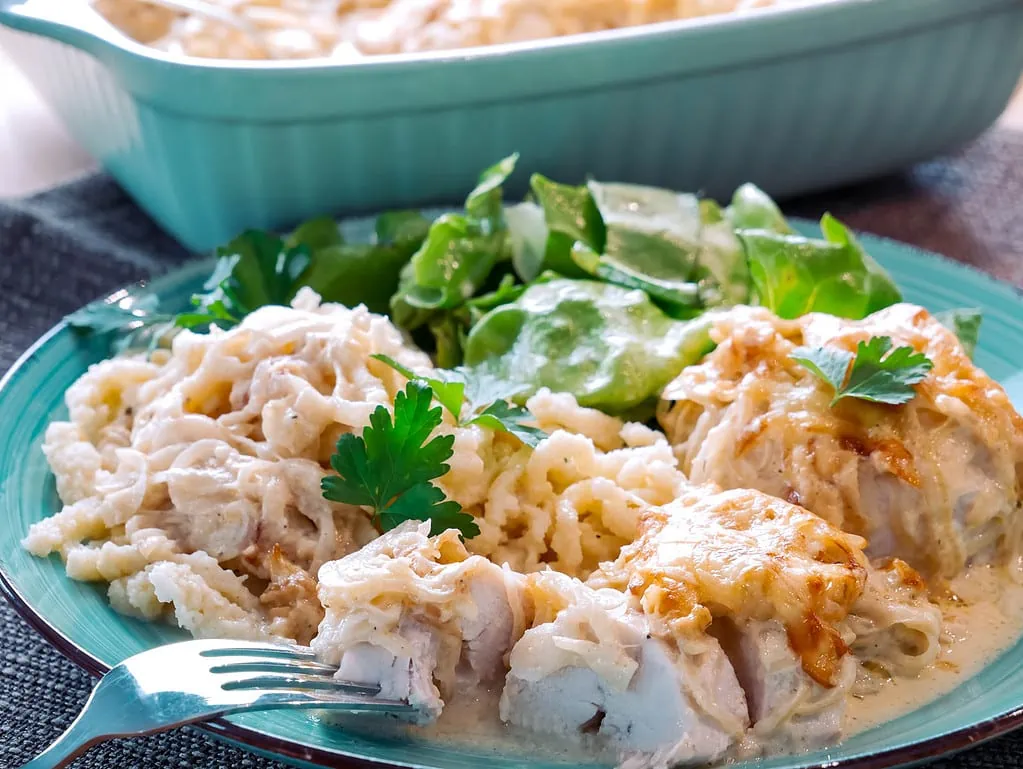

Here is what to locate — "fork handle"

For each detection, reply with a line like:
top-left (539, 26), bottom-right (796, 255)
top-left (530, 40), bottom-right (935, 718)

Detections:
top-left (18, 709), bottom-right (105, 769)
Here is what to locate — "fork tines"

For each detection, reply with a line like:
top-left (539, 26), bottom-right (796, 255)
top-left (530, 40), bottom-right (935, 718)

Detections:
top-left (199, 642), bottom-right (383, 696)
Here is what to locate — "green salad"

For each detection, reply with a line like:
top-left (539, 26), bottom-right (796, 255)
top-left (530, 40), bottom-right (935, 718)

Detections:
top-left (68, 154), bottom-right (980, 419)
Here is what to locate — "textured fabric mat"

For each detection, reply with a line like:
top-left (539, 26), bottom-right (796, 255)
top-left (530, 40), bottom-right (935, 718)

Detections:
top-left (3, 129), bottom-right (1023, 768)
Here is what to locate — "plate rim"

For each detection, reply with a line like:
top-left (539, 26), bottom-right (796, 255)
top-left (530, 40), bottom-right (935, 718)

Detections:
top-left (3, 229), bottom-right (1023, 769)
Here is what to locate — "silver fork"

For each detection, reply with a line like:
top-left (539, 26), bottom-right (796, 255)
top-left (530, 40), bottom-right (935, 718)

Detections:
top-left (19, 639), bottom-right (414, 769)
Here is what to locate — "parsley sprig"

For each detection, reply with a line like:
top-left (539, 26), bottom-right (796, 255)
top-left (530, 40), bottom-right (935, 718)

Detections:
top-left (66, 213), bottom-right (430, 353)
top-left (64, 288), bottom-right (178, 353)
top-left (372, 355), bottom-right (547, 448)
top-left (321, 381), bottom-right (480, 539)
top-left (791, 336), bottom-right (933, 407)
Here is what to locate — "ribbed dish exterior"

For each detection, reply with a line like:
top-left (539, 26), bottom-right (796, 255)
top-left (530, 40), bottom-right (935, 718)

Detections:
top-left (1, 0), bottom-right (1022, 251)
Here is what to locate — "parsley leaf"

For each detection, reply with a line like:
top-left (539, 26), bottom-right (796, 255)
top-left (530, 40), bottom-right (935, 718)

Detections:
top-left (458, 366), bottom-right (530, 415)
top-left (791, 336), bottom-right (933, 407)
top-left (370, 356), bottom-right (466, 420)
top-left (190, 232), bottom-right (312, 323)
top-left (65, 287), bottom-right (178, 353)
top-left (378, 483), bottom-right (469, 535)
top-left (372, 354), bottom-right (545, 448)
top-left (321, 381), bottom-right (479, 538)
top-left (469, 400), bottom-right (548, 447)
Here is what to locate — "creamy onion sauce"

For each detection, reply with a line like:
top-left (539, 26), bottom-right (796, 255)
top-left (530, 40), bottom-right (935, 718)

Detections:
top-left (846, 566), bottom-right (1023, 735)
top-left (321, 684), bottom-right (611, 763)
top-left (424, 686), bottom-right (613, 763)
top-left (324, 566), bottom-right (1023, 766)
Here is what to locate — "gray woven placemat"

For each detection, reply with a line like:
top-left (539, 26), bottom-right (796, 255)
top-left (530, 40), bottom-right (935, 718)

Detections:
top-left (3, 130), bottom-right (1023, 769)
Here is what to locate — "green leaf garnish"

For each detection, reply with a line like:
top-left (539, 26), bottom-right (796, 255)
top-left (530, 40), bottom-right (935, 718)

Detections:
top-left (740, 214), bottom-right (901, 320)
top-left (285, 216), bottom-right (343, 251)
top-left (935, 308), bottom-right (982, 358)
top-left (321, 381), bottom-right (479, 538)
top-left (465, 153), bottom-right (519, 224)
top-left (569, 242), bottom-right (703, 319)
top-left (64, 287), bottom-right (179, 353)
top-left (791, 336), bottom-right (933, 407)
top-left (372, 354), bottom-right (545, 447)
top-left (503, 202), bottom-right (548, 283)
top-left (388, 155), bottom-right (521, 365)
top-left (463, 280), bottom-right (716, 415)
top-left (70, 210), bottom-right (430, 353)
top-left (190, 232), bottom-right (311, 323)
top-left (374, 210), bottom-right (432, 248)
top-left (725, 183), bottom-right (794, 234)
top-left (468, 400), bottom-right (548, 447)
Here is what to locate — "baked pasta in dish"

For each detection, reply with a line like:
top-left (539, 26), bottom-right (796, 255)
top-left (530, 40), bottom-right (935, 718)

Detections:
top-left (91, 0), bottom-right (814, 60)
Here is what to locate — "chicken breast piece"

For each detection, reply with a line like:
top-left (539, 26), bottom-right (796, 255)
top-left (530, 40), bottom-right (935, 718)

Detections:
top-left (592, 484), bottom-right (869, 688)
top-left (712, 619), bottom-right (855, 753)
top-left (659, 304), bottom-right (1023, 579)
top-left (588, 483), bottom-right (943, 752)
top-left (312, 522), bottom-right (528, 723)
top-left (501, 571), bottom-right (748, 764)
top-left (334, 619), bottom-right (446, 722)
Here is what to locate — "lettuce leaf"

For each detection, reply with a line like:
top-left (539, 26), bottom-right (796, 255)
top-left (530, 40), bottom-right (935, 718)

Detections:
top-left (936, 308), bottom-right (982, 358)
top-left (389, 154), bottom-right (521, 364)
top-left (726, 183), bottom-right (794, 234)
top-left (464, 279), bottom-right (715, 414)
top-left (528, 177), bottom-right (754, 312)
top-left (740, 214), bottom-right (901, 320)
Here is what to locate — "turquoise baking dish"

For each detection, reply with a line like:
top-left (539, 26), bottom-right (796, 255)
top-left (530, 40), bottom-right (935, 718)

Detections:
top-left (1, 0), bottom-right (1022, 252)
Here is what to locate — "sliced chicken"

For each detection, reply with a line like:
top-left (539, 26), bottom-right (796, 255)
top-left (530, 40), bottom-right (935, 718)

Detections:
top-left (334, 619), bottom-right (446, 723)
top-left (312, 522), bottom-right (528, 723)
top-left (659, 304), bottom-right (1023, 579)
top-left (591, 485), bottom-right (869, 688)
top-left (713, 619), bottom-right (855, 752)
top-left (590, 483), bottom-right (931, 754)
top-left (501, 571), bottom-right (748, 764)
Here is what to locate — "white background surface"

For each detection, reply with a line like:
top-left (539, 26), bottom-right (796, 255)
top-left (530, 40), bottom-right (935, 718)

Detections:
top-left (0, 49), bottom-right (97, 197)
top-left (0, 48), bottom-right (1021, 200)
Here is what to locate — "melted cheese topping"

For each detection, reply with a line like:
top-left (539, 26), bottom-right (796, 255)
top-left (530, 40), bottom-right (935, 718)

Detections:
top-left (660, 304), bottom-right (1023, 579)
top-left (592, 485), bottom-right (868, 686)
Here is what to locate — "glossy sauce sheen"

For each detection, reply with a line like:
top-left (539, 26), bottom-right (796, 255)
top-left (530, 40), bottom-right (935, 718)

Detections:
top-left (846, 567), bottom-right (1023, 735)
top-left (366, 566), bottom-right (1023, 766)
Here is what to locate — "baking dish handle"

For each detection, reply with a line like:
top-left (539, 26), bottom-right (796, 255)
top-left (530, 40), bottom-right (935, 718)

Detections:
top-left (0, 0), bottom-right (128, 57)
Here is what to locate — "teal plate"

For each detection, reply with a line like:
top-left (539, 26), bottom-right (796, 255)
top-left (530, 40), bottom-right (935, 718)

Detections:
top-left (2, 225), bottom-right (1023, 769)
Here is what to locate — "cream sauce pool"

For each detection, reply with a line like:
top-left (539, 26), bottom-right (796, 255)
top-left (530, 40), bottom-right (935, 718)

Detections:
top-left (846, 566), bottom-right (1023, 735)
top-left (327, 566), bottom-right (1023, 767)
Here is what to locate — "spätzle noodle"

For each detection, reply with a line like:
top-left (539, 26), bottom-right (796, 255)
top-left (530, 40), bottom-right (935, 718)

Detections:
top-left (25, 292), bottom-right (677, 641)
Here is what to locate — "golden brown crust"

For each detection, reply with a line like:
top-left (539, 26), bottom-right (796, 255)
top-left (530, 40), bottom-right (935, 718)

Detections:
top-left (259, 544), bottom-right (325, 646)
top-left (660, 304), bottom-right (1023, 578)
top-left (591, 484), bottom-right (869, 686)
